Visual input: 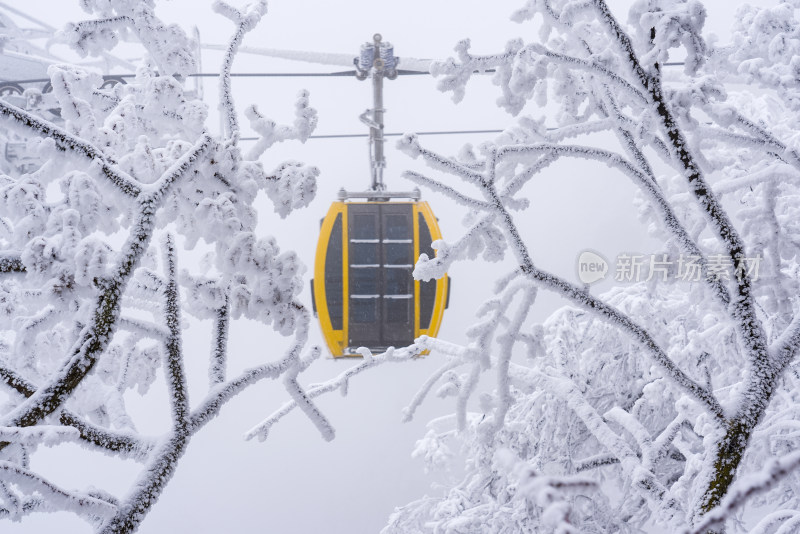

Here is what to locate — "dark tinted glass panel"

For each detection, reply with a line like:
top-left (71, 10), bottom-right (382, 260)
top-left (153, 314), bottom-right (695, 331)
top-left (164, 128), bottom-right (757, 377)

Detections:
top-left (385, 299), bottom-right (411, 324)
top-left (385, 214), bottom-right (410, 239)
top-left (350, 267), bottom-right (379, 295)
top-left (351, 242), bottom-right (378, 265)
top-left (324, 214), bottom-right (343, 330)
top-left (386, 268), bottom-right (412, 295)
top-left (351, 213), bottom-right (378, 239)
top-left (420, 280), bottom-right (436, 328)
top-left (350, 298), bottom-right (377, 323)
top-left (418, 212), bottom-right (434, 259)
top-left (418, 213), bottom-right (435, 328)
top-left (385, 243), bottom-right (412, 265)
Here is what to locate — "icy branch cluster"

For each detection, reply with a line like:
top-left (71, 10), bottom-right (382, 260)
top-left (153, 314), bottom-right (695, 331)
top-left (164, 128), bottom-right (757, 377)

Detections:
top-left (65, 0), bottom-right (196, 78)
top-left (388, 1), bottom-right (800, 532)
top-left (0, 1), bottom-right (332, 532)
top-left (726, 2), bottom-right (800, 110)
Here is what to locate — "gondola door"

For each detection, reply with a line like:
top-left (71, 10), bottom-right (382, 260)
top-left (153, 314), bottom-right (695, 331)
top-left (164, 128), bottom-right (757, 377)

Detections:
top-left (380, 204), bottom-right (414, 347)
top-left (347, 203), bottom-right (414, 350)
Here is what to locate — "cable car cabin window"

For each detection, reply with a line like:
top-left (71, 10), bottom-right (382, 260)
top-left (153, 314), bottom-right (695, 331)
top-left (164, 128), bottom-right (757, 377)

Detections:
top-left (418, 212), bottom-right (437, 329)
top-left (385, 297), bottom-right (411, 322)
top-left (351, 214), bottom-right (377, 240)
top-left (347, 203), bottom-right (414, 349)
top-left (385, 214), bottom-right (409, 239)
top-left (350, 266), bottom-right (379, 295)
top-left (350, 297), bottom-right (378, 323)
top-left (385, 242), bottom-right (412, 265)
top-left (385, 267), bottom-right (411, 294)
top-left (325, 213), bottom-right (344, 330)
top-left (351, 242), bottom-right (378, 264)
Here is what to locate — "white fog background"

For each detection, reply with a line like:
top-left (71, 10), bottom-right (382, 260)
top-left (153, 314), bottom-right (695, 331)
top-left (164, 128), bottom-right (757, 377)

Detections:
top-left (1, 0), bottom-right (775, 532)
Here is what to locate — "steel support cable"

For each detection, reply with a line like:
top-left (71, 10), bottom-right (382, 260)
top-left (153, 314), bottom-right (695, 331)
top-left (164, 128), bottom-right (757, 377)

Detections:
top-left (2, 63), bottom-right (684, 139)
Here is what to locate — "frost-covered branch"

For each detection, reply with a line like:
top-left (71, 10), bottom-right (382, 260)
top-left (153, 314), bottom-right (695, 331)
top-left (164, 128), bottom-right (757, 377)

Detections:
top-left (0, 426), bottom-right (80, 448)
top-left (143, 133), bottom-right (211, 197)
top-left (281, 345), bottom-right (334, 441)
top-left (117, 316), bottom-right (169, 342)
top-left (705, 104), bottom-right (800, 172)
top-left (57, 412), bottom-right (154, 462)
top-left (585, 2), bottom-right (781, 517)
top-left (519, 43), bottom-right (649, 105)
top-left (244, 345), bottom-right (420, 442)
top-left (431, 38), bottom-right (521, 104)
top-left (401, 358), bottom-right (461, 423)
top-left (189, 325), bottom-right (308, 433)
top-left (406, 152), bottom-right (726, 420)
top-left (0, 364), bottom-right (153, 461)
top-left (0, 461), bottom-right (117, 520)
top-left (0, 100), bottom-right (141, 197)
top-left (536, 360), bottom-right (675, 510)
top-left (407, 135), bottom-right (726, 312)
top-left (213, 0), bottom-right (268, 141)
top-left (489, 281), bottom-right (538, 433)
top-left (390, 1), bottom-right (800, 532)
top-left (64, 5), bottom-right (196, 78)
top-left (688, 450), bottom-right (800, 534)
top-left (498, 151), bottom-right (559, 200)
top-left (593, 0), bottom-right (769, 366)
top-left (97, 433), bottom-right (186, 534)
top-left (524, 252), bottom-right (724, 418)
top-left (769, 308), bottom-right (800, 370)
top-left (209, 297), bottom-right (229, 386)
top-left (0, 2), bottom-right (332, 531)
top-left (161, 234), bottom-right (189, 431)
top-left (402, 170), bottom-right (491, 210)
top-left (0, 254), bottom-right (24, 274)
top-left (0, 135), bottom-right (208, 451)
top-left (244, 91), bottom-right (318, 161)
top-left (575, 454), bottom-right (621, 472)
top-left (413, 212), bottom-right (504, 281)
top-left (398, 134), bottom-right (486, 185)
top-left (454, 362), bottom-right (481, 433)
top-left (65, 16), bottom-right (133, 57)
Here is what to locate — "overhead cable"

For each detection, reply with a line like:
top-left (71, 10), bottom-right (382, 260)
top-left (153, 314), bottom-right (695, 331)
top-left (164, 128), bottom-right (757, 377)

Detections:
top-left (240, 129), bottom-right (505, 141)
top-left (2, 62), bottom-right (687, 86)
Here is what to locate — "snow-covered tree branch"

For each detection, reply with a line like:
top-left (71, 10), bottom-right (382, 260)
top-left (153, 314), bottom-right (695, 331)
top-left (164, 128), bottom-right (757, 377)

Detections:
top-left (389, 1), bottom-right (800, 532)
top-left (0, 1), bottom-right (347, 532)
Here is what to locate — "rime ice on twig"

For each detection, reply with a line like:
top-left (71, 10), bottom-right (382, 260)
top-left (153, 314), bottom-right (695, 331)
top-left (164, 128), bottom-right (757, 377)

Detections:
top-left (244, 91), bottom-right (318, 161)
top-left (213, 0), bottom-right (268, 142)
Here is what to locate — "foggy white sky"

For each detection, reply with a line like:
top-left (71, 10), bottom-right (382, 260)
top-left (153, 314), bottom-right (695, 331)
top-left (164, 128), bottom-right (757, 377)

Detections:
top-left (2, 1), bottom-right (776, 533)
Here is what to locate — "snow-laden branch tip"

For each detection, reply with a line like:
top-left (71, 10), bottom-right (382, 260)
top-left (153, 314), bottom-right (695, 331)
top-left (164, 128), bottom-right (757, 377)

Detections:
top-left (245, 91), bottom-right (318, 161)
top-left (244, 344), bottom-right (421, 442)
top-left (402, 171), bottom-right (491, 211)
top-left (215, 0), bottom-right (268, 141)
top-left (282, 346), bottom-right (335, 441)
top-left (0, 461), bottom-right (117, 519)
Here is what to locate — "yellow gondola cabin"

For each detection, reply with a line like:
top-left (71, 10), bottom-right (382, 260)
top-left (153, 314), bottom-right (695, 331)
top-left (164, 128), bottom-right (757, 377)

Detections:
top-left (311, 191), bottom-right (449, 357)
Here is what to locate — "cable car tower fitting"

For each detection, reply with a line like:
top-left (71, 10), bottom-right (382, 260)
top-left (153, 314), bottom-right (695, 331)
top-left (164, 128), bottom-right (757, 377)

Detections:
top-left (342, 33), bottom-right (419, 201)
